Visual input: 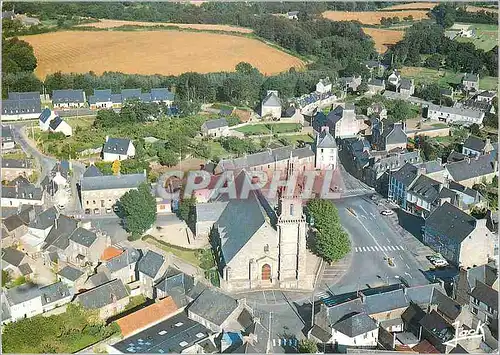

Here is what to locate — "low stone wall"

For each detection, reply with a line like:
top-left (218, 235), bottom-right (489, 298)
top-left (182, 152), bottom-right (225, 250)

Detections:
top-left (406, 126), bottom-right (450, 139)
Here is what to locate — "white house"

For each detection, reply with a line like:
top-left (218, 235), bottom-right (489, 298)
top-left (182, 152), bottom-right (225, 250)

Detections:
top-left (88, 89), bottom-right (114, 110)
top-left (49, 117), bottom-right (72, 137)
top-left (426, 104), bottom-right (485, 126)
top-left (387, 70), bottom-right (401, 89)
top-left (201, 118), bottom-right (230, 138)
top-left (52, 89), bottom-right (86, 109)
top-left (3, 283), bottom-right (43, 322)
top-left (329, 104), bottom-right (361, 138)
top-left (261, 90), bottom-right (282, 119)
top-left (102, 136), bottom-right (135, 162)
top-left (39, 108), bottom-right (58, 131)
top-left (330, 313), bottom-right (378, 350)
top-left (315, 126), bottom-right (338, 170)
top-left (316, 78), bottom-right (332, 94)
top-left (1, 92), bottom-right (42, 121)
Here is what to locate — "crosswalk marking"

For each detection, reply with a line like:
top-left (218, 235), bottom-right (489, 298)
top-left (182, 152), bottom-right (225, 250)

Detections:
top-left (272, 338), bottom-right (298, 347)
top-left (354, 245), bottom-right (405, 253)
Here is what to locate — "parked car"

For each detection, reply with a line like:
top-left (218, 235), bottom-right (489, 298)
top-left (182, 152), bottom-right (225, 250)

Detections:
top-left (432, 259), bottom-right (449, 267)
top-left (381, 210), bottom-right (394, 216)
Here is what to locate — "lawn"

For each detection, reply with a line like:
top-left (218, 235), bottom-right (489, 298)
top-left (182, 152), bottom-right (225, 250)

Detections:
top-left (400, 66), bottom-right (497, 90)
top-left (285, 134), bottom-right (314, 144)
top-left (64, 116), bottom-right (95, 129)
top-left (234, 123), bottom-right (301, 135)
top-left (206, 140), bottom-right (230, 159)
top-left (454, 23), bottom-right (498, 52)
top-left (142, 235), bottom-right (206, 267)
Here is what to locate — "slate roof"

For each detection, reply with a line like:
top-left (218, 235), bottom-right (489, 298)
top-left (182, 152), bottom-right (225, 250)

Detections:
top-left (51, 161), bottom-right (70, 180)
top-left (83, 164), bottom-right (103, 178)
top-left (419, 310), bottom-right (454, 342)
top-left (470, 280), bottom-right (498, 311)
top-left (40, 281), bottom-right (71, 306)
top-left (18, 263), bottom-right (33, 275)
top-left (195, 202), bottom-right (228, 222)
top-left (427, 104), bottom-right (484, 119)
top-left (188, 288), bottom-right (239, 326)
top-left (69, 227), bottom-right (98, 247)
top-left (7, 91), bottom-right (40, 100)
top-left (137, 250), bottom-right (165, 279)
top-left (81, 172), bottom-right (146, 191)
top-left (332, 313), bottom-right (377, 337)
top-left (77, 279), bottom-right (129, 309)
top-left (121, 88), bottom-right (142, 101)
top-left (2, 124), bottom-right (14, 140)
top-left (425, 202), bottom-right (476, 243)
top-left (42, 215), bottom-right (78, 251)
top-left (216, 190), bottom-right (269, 263)
top-left (49, 116), bottom-right (64, 130)
top-left (408, 175), bottom-right (442, 204)
top-left (446, 154), bottom-right (495, 181)
top-left (401, 302), bottom-right (426, 326)
top-left (39, 108), bottom-right (52, 123)
top-left (262, 91), bottom-right (281, 107)
top-left (463, 135), bottom-right (486, 152)
top-left (400, 78), bottom-right (413, 90)
top-left (2, 159), bottom-right (33, 170)
top-left (391, 163), bottom-right (418, 186)
top-left (218, 146), bottom-right (314, 171)
top-left (106, 247), bottom-right (141, 273)
top-left (440, 88), bottom-right (453, 96)
top-left (416, 160), bottom-right (445, 174)
top-left (150, 88), bottom-right (174, 101)
top-left (2, 94), bottom-right (42, 115)
top-left (364, 289), bottom-right (408, 314)
top-left (2, 176), bottom-right (42, 201)
top-left (2, 247), bottom-right (25, 266)
top-left (383, 122), bottom-right (407, 146)
top-left (368, 78), bottom-right (385, 87)
top-left (447, 150), bottom-right (467, 163)
top-left (5, 283), bottom-right (41, 305)
top-left (3, 214), bottom-right (25, 232)
top-left (103, 137), bottom-right (131, 154)
top-left (58, 265), bottom-right (84, 281)
top-left (52, 89), bottom-right (85, 104)
top-left (317, 130), bottom-right (337, 149)
top-left (310, 325), bottom-right (332, 342)
top-left (432, 289), bottom-right (462, 320)
top-left (186, 281), bottom-right (207, 301)
top-left (406, 284), bottom-right (442, 305)
top-left (463, 73), bottom-right (479, 83)
top-left (89, 89), bottom-right (112, 104)
top-left (203, 118), bottom-right (228, 130)
top-left (86, 272), bottom-right (110, 288)
top-left (326, 298), bottom-right (365, 324)
top-left (29, 206), bottom-right (58, 230)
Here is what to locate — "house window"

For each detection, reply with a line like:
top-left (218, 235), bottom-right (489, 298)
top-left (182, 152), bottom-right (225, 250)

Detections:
top-left (472, 307), bottom-right (478, 315)
top-left (473, 298), bottom-right (480, 306)
top-left (363, 333), bottom-right (368, 339)
top-left (93, 200), bottom-right (96, 205)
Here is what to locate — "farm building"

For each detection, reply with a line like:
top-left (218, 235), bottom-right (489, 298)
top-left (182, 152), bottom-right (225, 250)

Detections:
top-left (201, 118), bottom-right (229, 138)
top-left (462, 73), bottom-right (479, 92)
top-left (367, 78), bottom-right (385, 95)
top-left (102, 136), bottom-right (135, 162)
top-left (52, 89), bottom-right (86, 109)
top-left (316, 78), bottom-right (332, 94)
top-left (1, 92), bottom-right (42, 121)
top-left (425, 104), bottom-right (485, 126)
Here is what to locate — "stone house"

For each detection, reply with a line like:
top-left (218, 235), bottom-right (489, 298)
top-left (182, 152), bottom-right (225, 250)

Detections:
top-left (462, 135), bottom-right (495, 157)
top-left (398, 78), bottom-right (415, 98)
top-left (154, 267), bottom-right (195, 306)
top-left (2, 206), bottom-right (35, 243)
top-left (453, 262), bottom-right (498, 306)
top-left (2, 92), bottom-right (42, 121)
top-left (367, 78), bottom-right (385, 95)
top-left (469, 280), bottom-right (498, 333)
top-left (380, 122), bottom-right (407, 152)
top-left (137, 249), bottom-right (167, 299)
top-left (2, 247), bottom-right (28, 278)
top-left (314, 104), bottom-right (361, 139)
top-left (424, 202), bottom-right (495, 268)
top-left (102, 136), bottom-right (135, 162)
top-left (315, 126), bottom-right (338, 170)
top-left (99, 247), bottom-right (141, 285)
top-left (57, 264), bottom-right (86, 291)
top-left (462, 73), bottom-right (479, 92)
top-left (187, 287), bottom-right (247, 333)
top-left (1, 159), bottom-right (34, 181)
top-left (444, 154), bottom-right (497, 188)
top-left (281, 105), bottom-right (304, 124)
top-left (52, 89), bottom-right (86, 109)
top-left (1, 176), bottom-right (43, 208)
top-left (40, 214), bottom-right (80, 265)
top-left (261, 90), bottom-right (282, 119)
top-left (339, 76), bottom-right (362, 92)
top-left (201, 118), bottom-right (230, 137)
top-left (426, 104), bottom-right (485, 126)
top-left (388, 163), bottom-right (419, 209)
top-left (405, 175), bottom-right (457, 218)
top-left (1, 125), bottom-right (15, 150)
top-left (25, 206), bottom-right (59, 249)
top-left (75, 279), bottom-right (130, 320)
top-left (67, 227), bottom-right (108, 267)
top-left (80, 165), bottom-right (146, 215)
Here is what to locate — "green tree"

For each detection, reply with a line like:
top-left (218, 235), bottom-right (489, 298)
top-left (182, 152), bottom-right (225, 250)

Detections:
top-left (388, 99), bottom-right (414, 122)
top-left (177, 197), bottom-right (196, 223)
top-left (2, 270), bottom-right (11, 287)
top-left (306, 199), bottom-right (350, 263)
top-left (298, 339), bottom-right (318, 353)
top-left (119, 183), bottom-right (157, 240)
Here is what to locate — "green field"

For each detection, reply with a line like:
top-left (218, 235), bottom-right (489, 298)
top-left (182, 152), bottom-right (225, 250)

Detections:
top-left (234, 123), bottom-right (301, 135)
top-left (400, 66), bottom-right (497, 91)
top-left (454, 23), bottom-right (498, 52)
top-left (285, 134), bottom-right (314, 144)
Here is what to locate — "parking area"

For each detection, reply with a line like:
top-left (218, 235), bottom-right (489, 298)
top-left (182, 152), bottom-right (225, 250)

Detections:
top-left (236, 289), bottom-right (311, 307)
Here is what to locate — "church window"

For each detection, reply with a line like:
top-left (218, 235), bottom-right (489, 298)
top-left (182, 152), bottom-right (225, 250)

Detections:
top-left (261, 264), bottom-right (271, 280)
top-left (290, 204), bottom-right (294, 216)
top-left (264, 244), bottom-right (269, 253)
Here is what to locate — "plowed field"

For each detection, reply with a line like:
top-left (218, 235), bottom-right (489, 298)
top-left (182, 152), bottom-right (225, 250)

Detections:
top-left (362, 28), bottom-right (404, 53)
top-left (322, 10), bottom-right (430, 24)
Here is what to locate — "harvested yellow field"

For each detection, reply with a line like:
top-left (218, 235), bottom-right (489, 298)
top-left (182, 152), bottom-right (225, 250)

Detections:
top-left (383, 2), bottom-right (437, 10)
top-left (322, 10), bottom-right (430, 24)
top-left (362, 28), bottom-right (404, 53)
top-left (77, 19), bottom-right (253, 33)
top-left (20, 31), bottom-right (304, 79)
top-left (466, 5), bottom-right (498, 13)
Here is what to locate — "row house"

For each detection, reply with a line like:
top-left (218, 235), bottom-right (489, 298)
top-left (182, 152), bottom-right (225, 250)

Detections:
top-left (88, 88), bottom-right (174, 109)
top-left (52, 89), bottom-right (86, 109)
top-left (1, 125), bottom-right (15, 150)
top-left (462, 135), bottom-right (496, 157)
top-left (1, 159), bottom-right (34, 181)
top-left (1, 176), bottom-right (43, 208)
top-left (426, 103), bottom-right (485, 126)
top-left (1, 92), bottom-right (42, 121)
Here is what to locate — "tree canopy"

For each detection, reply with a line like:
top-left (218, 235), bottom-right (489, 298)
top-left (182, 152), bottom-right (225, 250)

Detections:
top-left (298, 339), bottom-right (318, 353)
top-left (119, 183), bottom-right (157, 239)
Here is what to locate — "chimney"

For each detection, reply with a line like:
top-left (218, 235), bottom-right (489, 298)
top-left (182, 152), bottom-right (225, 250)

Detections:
top-left (358, 291), bottom-right (366, 303)
top-left (321, 126), bottom-right (329, 134)
top-left (436, 157), bottom-right (442, 166)
top-left (493, 160), bottom-right (498, 172)
top-left (28, 208), bottom-right (36, 222)
top-left (54, 216), bottom-right (58, 229)
top-left (237, 298), bottom-right (247, 307)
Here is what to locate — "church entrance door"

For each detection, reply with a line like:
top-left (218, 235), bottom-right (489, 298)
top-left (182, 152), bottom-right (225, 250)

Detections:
top-left (261, 264), bottom-right (271, 281)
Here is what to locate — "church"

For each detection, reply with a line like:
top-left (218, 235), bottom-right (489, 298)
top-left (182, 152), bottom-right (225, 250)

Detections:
top-left (210, 172), bottom-right (318, 292)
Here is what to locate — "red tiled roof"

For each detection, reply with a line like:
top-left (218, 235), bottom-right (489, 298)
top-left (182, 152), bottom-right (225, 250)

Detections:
top-left (101, 247), bottom-right (123, 261)
top-left (412, 340), bottom-right (440, 353)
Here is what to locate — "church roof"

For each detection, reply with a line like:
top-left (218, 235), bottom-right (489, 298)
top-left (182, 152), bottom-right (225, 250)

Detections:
top-left (216, 190), bottom-right (271, 264)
